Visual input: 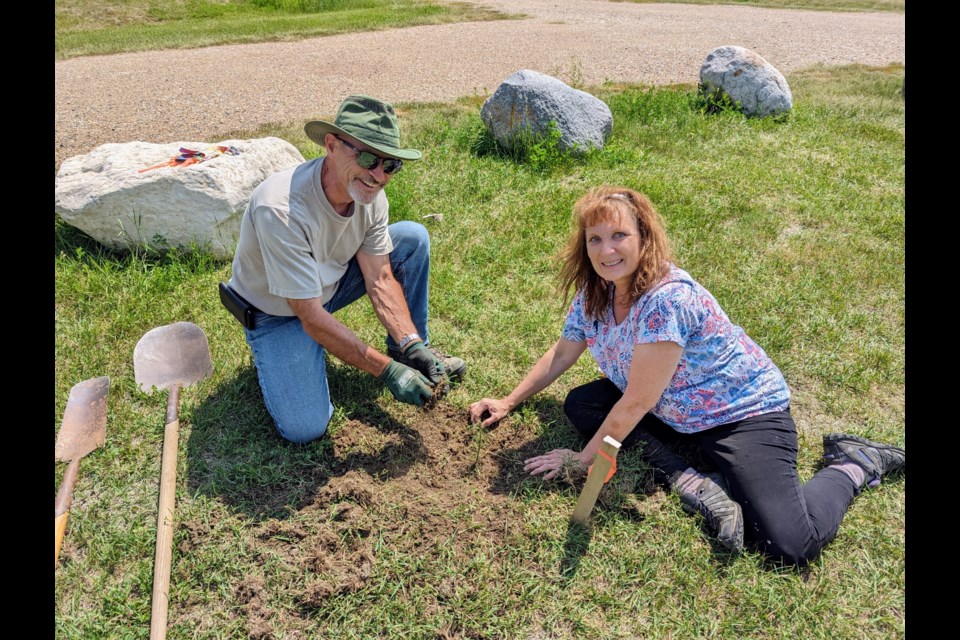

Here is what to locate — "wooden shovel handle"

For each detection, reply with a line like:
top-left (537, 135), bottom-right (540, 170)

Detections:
top-left (55, 458), bottom-right (81, 570)
top-left (571, 437), bottom-right (622, 525)
top-left (150, 385), bottom-right (181, 640)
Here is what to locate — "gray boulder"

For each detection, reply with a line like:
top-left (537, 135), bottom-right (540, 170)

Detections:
top-left (699, 46), bottom-right (792, 117)
top-left (480, 69), bottom-right (612, 153)
top-left (55, 137), bottom-right (304, 259)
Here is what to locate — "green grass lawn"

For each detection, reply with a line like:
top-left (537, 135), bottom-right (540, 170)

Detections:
top-left (55, 0), bottom-right (513, 59)
top-left (55, 63), bottom-right (905, 639)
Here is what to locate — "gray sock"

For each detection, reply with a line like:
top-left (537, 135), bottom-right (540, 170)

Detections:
top-left (670, 467), bottom-right (705, 498)
top-left (831, 461), bottom-right (865, 489)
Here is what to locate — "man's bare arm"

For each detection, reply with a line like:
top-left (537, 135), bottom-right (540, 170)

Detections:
top-left (356, 251), bottom-right (419, 344)
top-left (287, 297), bottom-right (391, 376)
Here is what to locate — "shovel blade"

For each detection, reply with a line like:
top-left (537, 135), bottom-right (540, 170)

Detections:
top-left (55, 376), bottom-right (110, 462)
top-left (134, 322), bottom-right (213, 393)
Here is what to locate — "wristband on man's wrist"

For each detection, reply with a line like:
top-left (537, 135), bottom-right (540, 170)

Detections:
top-left (397, 333), bottom-right (422, 352)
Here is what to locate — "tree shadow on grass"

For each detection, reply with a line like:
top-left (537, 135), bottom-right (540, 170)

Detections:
top-left (185, 362), bottom-right (428, 523)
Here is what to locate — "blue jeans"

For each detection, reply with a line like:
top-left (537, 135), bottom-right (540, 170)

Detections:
top-left (243, 221), bottom-right (431, 444)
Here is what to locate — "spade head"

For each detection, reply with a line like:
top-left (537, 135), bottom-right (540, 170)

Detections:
top-left (133, 322), bottom-right (213, 393)
top-left (55, 376), bottom-right (110, 463)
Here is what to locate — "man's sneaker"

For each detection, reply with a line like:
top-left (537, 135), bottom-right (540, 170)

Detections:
top-left (389, 343), bottom-right (467, 382)
top-left (823, 433), bottom-right (905, 489)
top-left (676, 472), bottom-right (744, 554)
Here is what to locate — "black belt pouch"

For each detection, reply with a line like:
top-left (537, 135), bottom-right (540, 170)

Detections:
top-left (219, 282), bottom-right (259, 330)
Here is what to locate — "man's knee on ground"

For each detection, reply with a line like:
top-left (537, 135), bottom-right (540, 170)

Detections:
top-left (391, 221), bottom-right (430, 253)
top-left (274, 414), bottom-right (330, 445)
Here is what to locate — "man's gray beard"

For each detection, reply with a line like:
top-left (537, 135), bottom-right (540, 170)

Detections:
top-left (348, 180), bottom-right (380, 205)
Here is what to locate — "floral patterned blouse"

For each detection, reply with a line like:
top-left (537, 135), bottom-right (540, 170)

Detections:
top-left (561, 265), bottom-right (790, 433)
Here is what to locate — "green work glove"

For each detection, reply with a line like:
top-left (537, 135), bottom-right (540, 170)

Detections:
top-left (400, 341), bottom-right (447, 385)
top-left (379, 360), bottom-right (434, 407)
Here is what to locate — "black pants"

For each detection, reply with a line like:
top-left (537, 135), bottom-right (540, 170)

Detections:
top-left (564, 378), bottom-right (858, 566)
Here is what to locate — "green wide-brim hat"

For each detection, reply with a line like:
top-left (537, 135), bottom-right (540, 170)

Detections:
top-left (305, 95), bottom-right (422, 161)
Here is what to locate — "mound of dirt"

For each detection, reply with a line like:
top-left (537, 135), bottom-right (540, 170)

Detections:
top-left (216, 402), bottom-right (651, 636)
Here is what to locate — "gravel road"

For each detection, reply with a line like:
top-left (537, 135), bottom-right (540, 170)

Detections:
top-left (54, 0), bottom-right (905, 165)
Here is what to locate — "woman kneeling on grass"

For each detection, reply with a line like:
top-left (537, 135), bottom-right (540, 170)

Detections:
top-left (468, 185), bottom-right (905, 565)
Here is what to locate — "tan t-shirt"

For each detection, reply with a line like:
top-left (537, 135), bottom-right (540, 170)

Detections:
top-left (229, 157), bottom-right (393, 316)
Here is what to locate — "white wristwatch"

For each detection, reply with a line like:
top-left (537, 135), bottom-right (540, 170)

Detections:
top-left (397, 333), bottom-right (422, 352)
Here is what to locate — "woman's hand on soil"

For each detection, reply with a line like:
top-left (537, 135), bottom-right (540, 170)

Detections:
top-left (468, 398), bottom-right (510, 428)
top-left (523, 448), bottom-right (583, 481)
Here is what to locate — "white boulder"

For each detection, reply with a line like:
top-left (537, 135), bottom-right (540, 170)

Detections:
top-left (55, 137), bottom-right (305, 259)
top-left (699, 46), bottom-right (793, 117)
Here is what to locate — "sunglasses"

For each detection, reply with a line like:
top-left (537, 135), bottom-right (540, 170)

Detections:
top-left (336, 136), bottom-right (403, 175)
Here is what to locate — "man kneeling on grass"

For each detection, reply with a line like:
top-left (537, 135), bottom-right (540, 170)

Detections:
top-left (222, 95), bottom-right (466, 443)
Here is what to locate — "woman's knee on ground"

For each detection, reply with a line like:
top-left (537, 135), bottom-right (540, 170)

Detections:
top-left (751, 523), bottom-right (820, 567)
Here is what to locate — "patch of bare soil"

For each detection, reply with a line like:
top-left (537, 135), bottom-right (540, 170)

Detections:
top-left (235, 577), bottom-right (274, 640)
top-left (212, 403), bottom-right (653, 636)
top-left (227, 404), bottom-right (531, 634)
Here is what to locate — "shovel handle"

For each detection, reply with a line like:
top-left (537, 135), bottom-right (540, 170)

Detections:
top-left (55, 458), bottom-right (81, 570)
top-left (571, 436), bottom-right (622, 525)
top-left (150, 385), bottom-right (181, 640)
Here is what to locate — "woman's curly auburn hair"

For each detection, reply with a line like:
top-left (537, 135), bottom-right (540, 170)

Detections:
top-left (558, 186), bottom-right (674, 320)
